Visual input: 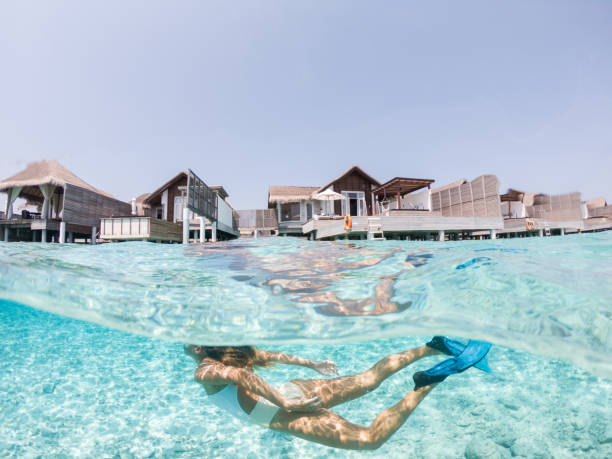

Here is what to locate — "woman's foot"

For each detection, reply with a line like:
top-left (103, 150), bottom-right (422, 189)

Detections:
top-left (425, 336), bottom-right (456, 355)
top-left (414, 340), bottom-right (492, 390)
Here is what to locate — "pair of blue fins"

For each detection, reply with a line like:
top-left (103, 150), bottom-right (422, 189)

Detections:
top-left (413, 337), bottom-right (492, 390)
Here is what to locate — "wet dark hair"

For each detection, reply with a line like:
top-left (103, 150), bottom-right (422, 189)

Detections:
top-left (188, 345), bottom-right (269, 369)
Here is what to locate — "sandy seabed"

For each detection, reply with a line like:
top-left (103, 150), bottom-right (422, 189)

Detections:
top-left (1, 300), bottom-right (610, 458)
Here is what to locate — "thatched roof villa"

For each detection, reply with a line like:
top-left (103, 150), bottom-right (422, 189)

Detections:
top-left (0, 160), bottom-right (130, 243)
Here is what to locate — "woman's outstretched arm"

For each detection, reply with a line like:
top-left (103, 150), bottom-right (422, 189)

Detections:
top-left (195, 362), bottom-right (321, 412)
top-left (254, 349), bottom-right (338, 376)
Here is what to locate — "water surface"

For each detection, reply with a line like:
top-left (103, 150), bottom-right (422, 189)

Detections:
top-left (1, 233), bottom-right (610, 377)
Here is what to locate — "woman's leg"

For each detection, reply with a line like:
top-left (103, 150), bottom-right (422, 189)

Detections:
top-left (291, 345), bottom-right (440, 408)
top-left (269, 383), bottom-right (438, 450)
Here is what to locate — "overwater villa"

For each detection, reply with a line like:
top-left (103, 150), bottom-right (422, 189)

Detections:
top-left (0, 160), bottom-right (130, 243)
top-left (100, 169), bottom-right (240, 243)
top-left (2, 161), bottom-right (609, 245)
top-left (579, 197), bottom-right (612, 233)
top-left (269, 165), bottom-right (506, 241)
top-left (268, 165), bottom-right (385, 236)
top-left (498, 188), bottom-right (585, 236)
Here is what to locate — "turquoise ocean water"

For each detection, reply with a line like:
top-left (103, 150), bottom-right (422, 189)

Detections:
top-left (0, 233), bottom-right (611, 457)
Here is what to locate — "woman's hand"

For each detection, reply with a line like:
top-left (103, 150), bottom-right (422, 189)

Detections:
top-left (312, 360), bottom-right (338, 376)
top-left (282, 395), bottom-right (323, 412)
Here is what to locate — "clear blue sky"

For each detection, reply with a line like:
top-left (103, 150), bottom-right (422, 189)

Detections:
top-left (1, 1), bottom-right (611, 209)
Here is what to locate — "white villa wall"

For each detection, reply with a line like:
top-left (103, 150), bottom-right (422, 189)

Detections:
top-left (401, 189), bottom-right (431, 211)
top-left (277, 200), bottom-right (335, 225)
top-left (379, 189), bottom-right (430, 213)
top-left (501, 201), bottom-right (526, 218)
top-left (161, 189), bottom-right (168, 220)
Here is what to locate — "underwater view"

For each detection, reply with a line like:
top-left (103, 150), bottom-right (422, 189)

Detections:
top-left (1, 233), bottom-right (611, 457)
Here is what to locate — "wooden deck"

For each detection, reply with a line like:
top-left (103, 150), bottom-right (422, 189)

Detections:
top-left (500, 218), bottom-right (583, 234)
top-left (0, 218), bottom-right (35, 229)
top-left (100, 217), bottom-right (183, 242)
top-left (1, 218), bottom-right (95, 234)
top-left (303, 215), bottom-right (504, 240)
top-left (569, 217), bottom-right (612, 233)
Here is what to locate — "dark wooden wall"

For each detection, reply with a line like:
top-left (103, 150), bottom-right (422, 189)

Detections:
top-left (145, 175), bottom-right (188, 222)
top-left (63, 184), bottom-right (131, 227)
top-left (332, 171), bottom-right (377, 215)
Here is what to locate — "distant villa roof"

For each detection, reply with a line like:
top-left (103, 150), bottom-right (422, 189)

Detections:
top-left (316, 165), bottom-right (381, 194)
top-left (134, 193), bottom-right (151, 214)
top-left (144, 171), bottom-right (189, 205)
top-left (586, 197), bottom-right (607, 209)
top-left (209, 185), bottom-right (229, 200)
top-left (0, 160), bottom-right (117, 199)
top-left (268, 186), bottom-right (319, 204)
top-left (135, 193), bottom-right (151, 203)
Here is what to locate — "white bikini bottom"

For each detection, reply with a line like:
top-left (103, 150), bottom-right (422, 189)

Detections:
top-left (248, 382), bottom-right (304, 427)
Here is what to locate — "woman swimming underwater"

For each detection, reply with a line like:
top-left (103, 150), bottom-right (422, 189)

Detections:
top-left (186, 338), bottom-right (491, 450)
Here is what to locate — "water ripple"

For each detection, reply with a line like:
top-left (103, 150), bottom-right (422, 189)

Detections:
top-left (0, 233), bottom-right (611, 377)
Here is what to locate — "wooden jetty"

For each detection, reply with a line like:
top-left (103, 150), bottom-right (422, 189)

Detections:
top-left (303, 215), bottom-right (503, 240)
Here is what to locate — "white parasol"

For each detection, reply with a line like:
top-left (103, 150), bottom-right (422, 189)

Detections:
top-left (312, 188), bottom-right (345, 201)
top-left (312, 188), bottom-right (345, 216)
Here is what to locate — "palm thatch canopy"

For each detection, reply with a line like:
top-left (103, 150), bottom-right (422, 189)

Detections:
top-left (268, 186), bottom-right (319, 204)
top-left (0, 160), bottom-right (117, 202)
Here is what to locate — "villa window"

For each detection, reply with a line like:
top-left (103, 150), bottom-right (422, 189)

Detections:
top-left (280, 203), bottom-right (301, 221)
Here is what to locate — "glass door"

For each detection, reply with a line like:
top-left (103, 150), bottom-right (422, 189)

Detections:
top-left (341, 191), bottom-right (366, 216)
top-left (174, 196), bottom-right (185, 222)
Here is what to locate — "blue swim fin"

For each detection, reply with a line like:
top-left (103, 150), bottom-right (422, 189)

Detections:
top-left (414, 340), bottom-right (492, 389)
top-left (426, 336), bottom-right (491, 374)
